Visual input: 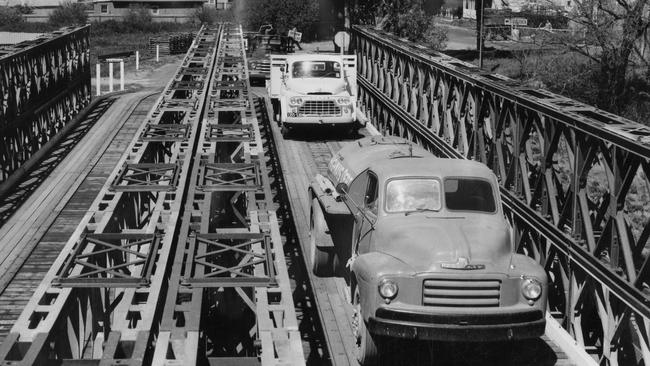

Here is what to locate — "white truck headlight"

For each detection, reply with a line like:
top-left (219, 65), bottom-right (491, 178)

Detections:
top-left (336, 97), bottom-right (351, 105)
top-left (250, 62), bottom-right (256, 69)
top-left (289, 97), bottom-right (303, 106)
top-left (521, 278), bottom-right (542, 300)
top-left (378, 279), bottom-right (398, 299)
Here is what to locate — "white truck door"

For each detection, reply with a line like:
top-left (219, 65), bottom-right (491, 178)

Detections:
top-left (342, 55), bottom-right (357, 97)
top-left (268, 55), bottom-right (287, 98)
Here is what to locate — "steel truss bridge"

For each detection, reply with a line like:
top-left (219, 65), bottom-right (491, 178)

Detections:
top-left (0, 24), bottom-right (303, 366)
top-left (0, 21), bottom-right (649, 366)
top-left (0, 26), bottom-right (91, 191)
top-left (353, 25), bottom-right (650, 366)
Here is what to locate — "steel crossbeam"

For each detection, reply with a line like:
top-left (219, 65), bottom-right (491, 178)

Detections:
top-left (0, 25), bottom-right (221, 365)
top-left (152, 24), bottom-right (304, 366)
top-left (0, 26), bottom-right (91, 192)
top-left (353, 25), bottom-right (650, 366)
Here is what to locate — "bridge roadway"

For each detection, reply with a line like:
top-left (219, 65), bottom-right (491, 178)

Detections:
top-left (0, 27), bottom-right (584, 365)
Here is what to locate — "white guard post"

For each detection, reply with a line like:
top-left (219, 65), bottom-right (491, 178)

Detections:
top-left (106, 58), bottom-right (125, 91)
top-left (96, 63), bottom-right (101, 96)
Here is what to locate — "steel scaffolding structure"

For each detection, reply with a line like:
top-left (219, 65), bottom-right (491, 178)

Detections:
top-left (0, 23), bottom-right (304, 366)
top-left (0, 26), bottom-right (91, 189)
top-left (353, 25), bottom-right (650, 365)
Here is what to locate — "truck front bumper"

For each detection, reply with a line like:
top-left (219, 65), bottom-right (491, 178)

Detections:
top-left (368, 307), bottom-right (545, 342)
top-left (283, 114), bottom-right (356, 125)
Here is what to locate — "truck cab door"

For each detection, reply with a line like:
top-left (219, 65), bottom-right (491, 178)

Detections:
top-left (345, 170), bottom-right (376, 255)
top-left (268, 55), bottom-right (288, 98)
top-left (357, 171), bottom-right (378, 254)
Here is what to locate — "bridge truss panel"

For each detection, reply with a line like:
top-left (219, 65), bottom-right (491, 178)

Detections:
top-left (353, 25), bottom-right (650, 366)
top-left (0, 25), bottom-right (92, 189)
top-left (151, 24), bottom-right (305, 366)
top-left (0, 25), bottom-right (221, 365)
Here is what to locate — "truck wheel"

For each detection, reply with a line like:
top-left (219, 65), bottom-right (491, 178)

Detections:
top-left (310, 198), bottom-right (333, 276)
top-left (281, 124), bottom-right (291, 138)
top-left (353, 287), bottom-right (380, 365)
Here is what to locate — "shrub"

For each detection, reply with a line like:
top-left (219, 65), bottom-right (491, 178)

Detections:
top-left (123, 5), bottom-right (152, 31)
top-left (0, 6), bottom-right (24, 26)
top-left (394, 6), bottom-right (447, 50)
top-left (49, 1), bottom-right (88, 26)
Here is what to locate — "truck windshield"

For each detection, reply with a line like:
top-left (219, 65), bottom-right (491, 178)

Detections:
top-left (444, 178), bottom-right (496, 213)
top-left (385, 179), bottom-right (441, 212)
top-left (291, 61), bottom-right (341, 78)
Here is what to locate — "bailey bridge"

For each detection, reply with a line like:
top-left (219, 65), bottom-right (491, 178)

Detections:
top-left (0, 23), bottom-right (647, 366)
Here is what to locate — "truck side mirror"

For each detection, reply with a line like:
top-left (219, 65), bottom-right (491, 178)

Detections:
top-left (335, 182), bottom-right (349, 195)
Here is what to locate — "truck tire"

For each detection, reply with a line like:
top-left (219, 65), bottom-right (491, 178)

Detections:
top-left (353, 286), bottom-right (380, 365)
top-left (310, 198), bottom-right (333, 276)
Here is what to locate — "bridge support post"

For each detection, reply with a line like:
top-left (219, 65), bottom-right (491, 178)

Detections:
top-left (120, 60), bottom-right (124, 91)
top-left (108, 62), bottom-right (114, 93)
top-left (96, 63), bottom-right (101, 96)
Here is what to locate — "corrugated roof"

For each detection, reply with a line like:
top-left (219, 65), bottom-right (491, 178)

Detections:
top-left (2, 0), bottom-right (64, 7)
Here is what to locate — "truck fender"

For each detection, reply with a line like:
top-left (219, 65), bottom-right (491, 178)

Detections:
top-left (309, 175), bottom-right (349, 216)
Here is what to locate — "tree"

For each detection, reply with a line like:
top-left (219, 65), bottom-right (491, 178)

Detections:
top-left (237, 0), bottom-right (319, 41)
top-left (49, 1), bottom-right (88, 26)
top-left (547, 0), bottom-right (650, 113)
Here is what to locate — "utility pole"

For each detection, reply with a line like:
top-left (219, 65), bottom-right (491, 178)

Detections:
top-left (479, 0), bottom-right (484, 68)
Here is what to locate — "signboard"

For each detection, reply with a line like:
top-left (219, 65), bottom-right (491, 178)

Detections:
top-left (334, 31), bottom-right (351, 49)
top-left (505, 17), bottom-right (528, 26)
top-left (288, 29), bottom-right (302, 42)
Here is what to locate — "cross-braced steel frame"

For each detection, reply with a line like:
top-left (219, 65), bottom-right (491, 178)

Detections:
top-left (353, 25), bottom-right (650, 366)
top-left (152, 24), bottom-right (304, 366)
top-left (0, 25), bottom-right (220, 365)
top-left (0, 26), bottom-right (91, 192)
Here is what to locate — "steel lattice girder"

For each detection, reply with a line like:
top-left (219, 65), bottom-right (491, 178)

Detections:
top-left (353, 25), bottom-right (650, 365)
top-left (111, 162), bottom-right (181, 191)
top-left (0, 25), bottom-right (221, 365)
top-left (152, 24), bottom-right (304, 366)
top-left (181, 233), bottom-right (276, 287)
top-left (0, 25), bottom-right (91, 186)
top-left (205, 124), bottom-right (253, 142)
top-left (53, 233), bottom-right (162, 287)
top-left (198, 162), bottom-right (261, 191)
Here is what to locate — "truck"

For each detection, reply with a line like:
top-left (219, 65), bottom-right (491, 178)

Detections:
top-left (308, 135), bottom-right (548, 365)
top-left (268, 53), bottom-right (359, 136)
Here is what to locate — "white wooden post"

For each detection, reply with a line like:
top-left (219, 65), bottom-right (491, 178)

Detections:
top-left (136, 51), bottom-right (139, 70)
top-left (120, 60), bottom-right (124, 91)
top-left (156, 45), bottom-right (159, 62)
top-left (96, 63), bottom-right (101, 96)
top-left (108, 62), bottom-right (114, 93)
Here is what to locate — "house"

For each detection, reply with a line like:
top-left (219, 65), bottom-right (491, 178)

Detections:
top-left (90, 0), bottom-right (232, 22)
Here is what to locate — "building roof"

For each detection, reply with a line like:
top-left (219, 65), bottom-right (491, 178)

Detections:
top-left (3, 0), bottom-right (63, 7)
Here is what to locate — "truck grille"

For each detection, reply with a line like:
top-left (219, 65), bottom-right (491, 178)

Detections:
top-left (298, 100), bottom-right (341, 116)
top-left (423, 278), bottom-right (500, 307)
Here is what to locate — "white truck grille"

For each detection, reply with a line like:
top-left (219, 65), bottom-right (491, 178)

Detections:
top-left (298, 100), bottom-right (341, 116)
top-left (423, 278), bottom-right (501, 307)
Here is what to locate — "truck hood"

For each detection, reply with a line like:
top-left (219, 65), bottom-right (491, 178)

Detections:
top-left (285, 78), bottom-right (348, 95)
top-left (372, 215), bottom-right (512, 273)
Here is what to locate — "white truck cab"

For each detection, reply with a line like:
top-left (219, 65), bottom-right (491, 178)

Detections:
top-left (268, 53), bottom-right (358, 134)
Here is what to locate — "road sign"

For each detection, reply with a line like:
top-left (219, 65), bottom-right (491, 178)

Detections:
top-left (334, 31), bottom-right (351, 49)
top-left (505, 17), bottom-right (528, 26)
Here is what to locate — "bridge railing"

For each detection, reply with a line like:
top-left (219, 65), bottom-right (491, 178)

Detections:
top-left (0, 26), bottom-right (91, 189)
top-left (353, 25), bottom-right (650, 366)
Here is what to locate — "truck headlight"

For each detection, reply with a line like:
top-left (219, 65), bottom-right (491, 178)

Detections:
top-left (521, 278), bottom-right (542, 300)
top-left (336, 97), bottom-right (351, 105)
top-left (289, 97), bottom-right (303, 106)
top-left (378, 279), bottom-right (398, 299)
top-left (250, 62), bottom-right (256, 69)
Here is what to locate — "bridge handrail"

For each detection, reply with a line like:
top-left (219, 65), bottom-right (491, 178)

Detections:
top-left (353, 25), bottom-right (650, 159)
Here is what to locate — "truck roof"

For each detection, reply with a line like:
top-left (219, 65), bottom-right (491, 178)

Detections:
top-left (328, 136), bottom-right (496, 185)
top-left (369, 156), bottom-right (496, 182)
